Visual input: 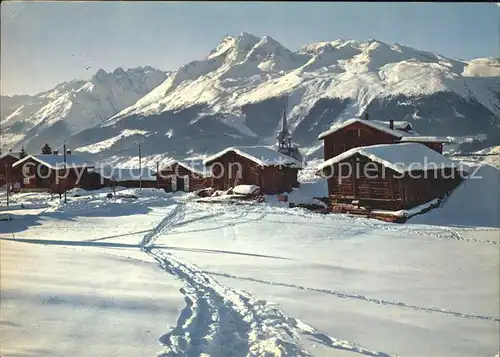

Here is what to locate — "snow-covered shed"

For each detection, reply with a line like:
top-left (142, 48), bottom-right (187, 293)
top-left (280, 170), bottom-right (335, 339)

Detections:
top-left (12, 154), bottom-right (94, 170)
top-left (203, 146), bottom-right (303, 195)
top-left (0, 152), bottom-right (21, 187)
top-left (156, 159), bottom-right (212, 192)
top-left (11, 153), bottom-right (95, 192)
top-left (316, 143), bottom-right (465, 210)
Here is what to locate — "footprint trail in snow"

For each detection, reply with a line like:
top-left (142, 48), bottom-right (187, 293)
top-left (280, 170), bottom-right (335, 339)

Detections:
top-left (139, 202), bottom-right (394, 357)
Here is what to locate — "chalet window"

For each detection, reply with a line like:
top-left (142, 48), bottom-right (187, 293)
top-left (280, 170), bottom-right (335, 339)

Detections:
top-left (358, 129), bottom-right (369, 138)
top-left (40, 166), bottom-right (49, 177)
top-left (22, 164), bottom-right (31, 176)
top-left (334, 144), bottom-right (346, 154)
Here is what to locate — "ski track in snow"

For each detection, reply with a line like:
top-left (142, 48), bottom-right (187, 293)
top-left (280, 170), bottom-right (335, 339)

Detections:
top-left (440, 227), bottom-right (499, 245)
top-left (4, 195), bottom-right (496, 356)
top-left (139, 202), bottom-right (395, 357)
top-left (140, 203), bottom-right (188, 247)
top-left (206, 271), bottom-right (500, 323)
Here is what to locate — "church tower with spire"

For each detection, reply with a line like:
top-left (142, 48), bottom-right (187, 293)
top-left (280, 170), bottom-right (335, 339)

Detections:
top-left (276, 100), bottom-right (304, 164)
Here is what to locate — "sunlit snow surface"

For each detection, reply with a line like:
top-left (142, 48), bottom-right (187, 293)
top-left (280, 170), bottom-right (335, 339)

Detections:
top-left (0, 178), bottom-right (498, 357)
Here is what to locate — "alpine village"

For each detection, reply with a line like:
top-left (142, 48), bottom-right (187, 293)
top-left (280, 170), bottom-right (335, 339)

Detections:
top-left (0, 109), bottom-right (462, 223)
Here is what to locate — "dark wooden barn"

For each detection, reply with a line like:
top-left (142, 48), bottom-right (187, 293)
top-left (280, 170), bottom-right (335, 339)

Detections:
top-left (318, 118), bottom-right (447, 160)
top-left (93, 167), bottom-right (158, 189)
top-left (316, 143), bottom-right (464, 211)
top-left (203, 146), bottom-right (303, 195)
top-left (11, 154), bottom-right (94, 193)
top-left (0, 152), bottom-right (20, 187)
top-left (79, 170), bottom-right (112, 190)
top-left (156, 159), bottom-right (212, 192)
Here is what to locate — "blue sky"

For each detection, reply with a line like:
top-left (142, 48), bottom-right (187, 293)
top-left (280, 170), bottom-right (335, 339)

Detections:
top-left (1, 1), bottom-right (498, 95)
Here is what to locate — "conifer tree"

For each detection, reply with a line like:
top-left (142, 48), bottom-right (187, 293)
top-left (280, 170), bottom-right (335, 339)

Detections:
top-left (19, 146), bottom-right (27, 159)
top-left (41, 143), bottom-right (53, 154)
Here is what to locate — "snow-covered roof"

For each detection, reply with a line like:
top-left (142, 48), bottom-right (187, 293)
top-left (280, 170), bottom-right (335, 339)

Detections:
top-left (316, 143), bottom-right (463, 175)
top-left (233, 185), bottom-right (260, 195)
top-left (12, 154), bottom-right (94, 169)
top-left (317, 118), bottom-right (417, 140)
top-left (397, 136), bottom-right (451, 143)
top-left (0, 152), bottom-right (20, 160)
top-left (161, 159), bottom-right (212, 177)
top-left (203, 146), bottom-right (303, 169)
top-left (372, 120), bottom-right (414, 131)
top-left (93, 167), bottom-right (156, 181)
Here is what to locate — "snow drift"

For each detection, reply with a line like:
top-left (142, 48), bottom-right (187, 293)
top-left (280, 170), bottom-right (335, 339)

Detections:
top-left (410, 164), bottom-right (500, 228)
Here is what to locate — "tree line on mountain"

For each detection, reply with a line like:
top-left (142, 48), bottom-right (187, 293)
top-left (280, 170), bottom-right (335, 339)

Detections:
top-left (6, 143), bottom-right (54, 159)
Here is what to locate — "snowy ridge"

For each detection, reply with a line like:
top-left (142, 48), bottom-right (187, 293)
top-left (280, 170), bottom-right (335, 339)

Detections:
top-left (110, 34), bottom-right (500, 129)
top-left (76, 129), bottom-right (151, 154)
top-left (2, 33), bottom-right (499, 160)
top-left (1, 67), bottom-right (168, 151)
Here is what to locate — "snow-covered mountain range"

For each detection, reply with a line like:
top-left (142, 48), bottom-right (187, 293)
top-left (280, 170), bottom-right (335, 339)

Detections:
top-left (2, 33), bottom-right (499, 165)
top-left (1, 66), bottom-right (168, 155)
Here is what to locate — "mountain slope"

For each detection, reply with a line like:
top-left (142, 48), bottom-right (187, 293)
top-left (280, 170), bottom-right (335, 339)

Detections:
top-left (110, 36), bottom-right (499, 123)
top-left (1, 67), bottom-right (168, 153)
top-left (2, 33), bottom-right (499, 164)
top-left (96, 34), bottom-right (499, 163)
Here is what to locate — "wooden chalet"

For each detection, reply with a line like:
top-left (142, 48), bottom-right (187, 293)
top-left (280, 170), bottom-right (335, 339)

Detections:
top-left (156, 159), bottom-right (211, 192)
top-left (0, 152), bottom-right (20, 187)
top-left (11, 153), bottom-right (94, 193)
top-left (203, 146), bottom-right (303, 195)
top-left (317, 117), bottom-right (448, 160)
top-left (316, 142), bottom-right (464, 211)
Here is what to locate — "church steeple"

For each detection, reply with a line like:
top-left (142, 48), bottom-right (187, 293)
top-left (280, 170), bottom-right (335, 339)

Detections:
top-left (277, 103), bottom-right (292, 149)
top-left (276, 100), bottom-right (305, 165)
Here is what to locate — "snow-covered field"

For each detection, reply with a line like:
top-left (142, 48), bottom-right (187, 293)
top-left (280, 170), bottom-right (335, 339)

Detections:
top-left (1, 176), bottom-right (499, 357)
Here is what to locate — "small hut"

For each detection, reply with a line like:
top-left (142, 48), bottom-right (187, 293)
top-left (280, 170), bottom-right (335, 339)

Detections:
top-left (0, 152), bottom-right (20, 187)
top-left (11, 153), bottom-right (94, 192)
top-left (156, 159), bottom-right (212, 192)
top-left (203, 146), bottom-right (303, 195)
